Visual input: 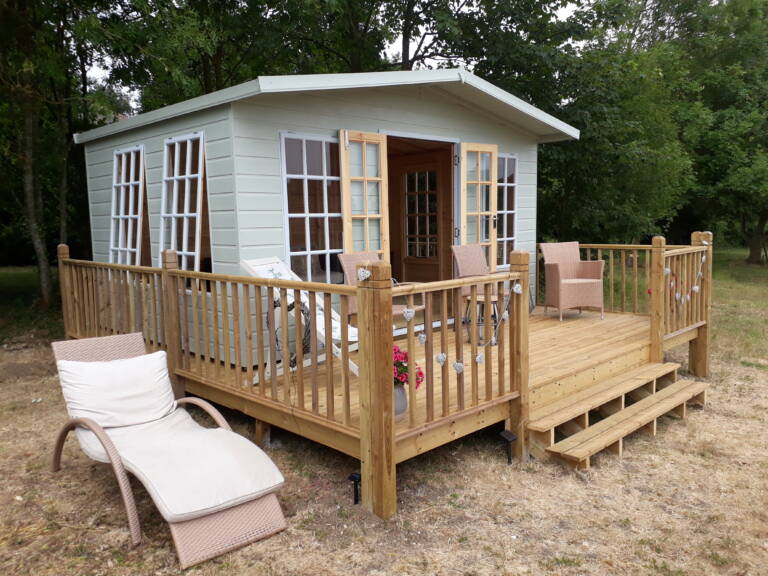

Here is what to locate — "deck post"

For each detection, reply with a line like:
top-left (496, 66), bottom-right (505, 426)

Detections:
top-left (161, 250), bottom-right (184, 398)
top-left (356, 260), bottom-right (396, 519)
top-left (689, 231), bottom-right (713, 377)
top-left (508, 251), bottom-right (530, 461)
top-left (650, 236), bottom-right (666, 363)
top-left (57, 244), bottom-right (71, 338)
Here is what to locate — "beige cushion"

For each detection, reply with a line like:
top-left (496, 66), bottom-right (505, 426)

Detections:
top-left (76, 409), bottom-right (285, 523)
top-left (57, 351), bottom-right (176, 428)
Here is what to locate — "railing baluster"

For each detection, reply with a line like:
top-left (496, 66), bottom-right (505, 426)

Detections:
top-left (454, 287), bottom-right (464, 412)
top-left (339, 294), bottom-right (348, 424)
top-left (280, 288), bottom-right (291, 404)
top-left (483, 282), bottom-right (493, 401)
top-left (609, 251), bottom-right (615, 312)
top-left (232, 283), bottom-right (241, 388)
top-left (210, 280), bottom-right (220, 378)
top-left (424, 292), bottom-right (434, 422)
top-left (323, 292), bottom-right (334, 421)
top-left (244, 284), bottom-right (254, 389)
top-left (406, 294), bottom-right (416, 427)
top-left (254, 285), bottom-right (265, 395)
top-left (309, 291), bottom-right (319, 413)
top-left (295, 289), bottom-right (306, 410)
top-left (633, 249), bottom-right (639, 314)
top-left (470, 284), bottom-right (479, 406)
top-left (440, 290), bottom-right (449, 417)
top-left (266, 286), bottom-right (277, 399)
top-left (222, 281), bottom-right (231, 377)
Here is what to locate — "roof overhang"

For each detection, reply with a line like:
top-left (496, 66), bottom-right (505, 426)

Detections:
top-left (73, 69), bottom-right (579, 144)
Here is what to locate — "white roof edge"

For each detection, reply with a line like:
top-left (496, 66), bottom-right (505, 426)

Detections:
top-left (73, 78), bottom-right (263, 144)
top-left (73, 69), bottom-right (579, 144)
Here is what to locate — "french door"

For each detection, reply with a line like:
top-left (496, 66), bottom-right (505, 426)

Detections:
top-left (459, 142), bottom-right (498, 270)
top-left (339, 130), bottom-right (390, 260)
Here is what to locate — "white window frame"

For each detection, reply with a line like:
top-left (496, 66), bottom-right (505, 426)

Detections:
top-left (158, 131), bottom-right (208, 271)
top-left (280, 132), bottom-right (343, 284)
top-left (496, 154), bottom-right (518, 269)
top-left (109, 145), bottom-right (146, 265)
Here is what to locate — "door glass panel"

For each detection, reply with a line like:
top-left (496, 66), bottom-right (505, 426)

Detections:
top-left (351, 181), bottom-right (364, 214)
top-left (366, 143), bottom-right (379, 177)
top-left (352, 219), bottom-right (365, 251)
top-left (368, 219), bottom-right (381, 250)
top-left (349, 142), bottom-right (363, 177)
top-left (287, 179), bottom-right (304, 213)
top-left (466, 183), bottom-right (477, 212)
top-left (480, 152), bottom-right (491, 181)
top-left (291, 255), bottom-right (308, 281)
top-left (403, 169), bottom-right (438, 259)
top-left (481, 184), bottom-right (491, 211)
top-left (467, 152), bottom-right (478, 181)
top-left (467, 217), bottom-right (478, 242)
top-left (367, 181), bottom-right (380, 214)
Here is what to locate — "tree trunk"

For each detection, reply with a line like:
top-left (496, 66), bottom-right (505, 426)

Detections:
top-left (22, 103), bottom-right (52, 307)
top-left (746, 213), bottom-right (767, 265)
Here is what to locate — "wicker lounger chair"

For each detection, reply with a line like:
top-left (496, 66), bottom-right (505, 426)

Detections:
top-left (51, 332), bottom-right (286, 569)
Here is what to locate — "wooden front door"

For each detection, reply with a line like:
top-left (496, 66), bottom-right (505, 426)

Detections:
top-left (389, 150), bottom-right (453, 283)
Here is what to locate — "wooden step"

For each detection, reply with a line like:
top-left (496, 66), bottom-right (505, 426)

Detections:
top-left (529, 362), bottom-right (679, 432)
top-left (547, 379), bottom-right (707, 468)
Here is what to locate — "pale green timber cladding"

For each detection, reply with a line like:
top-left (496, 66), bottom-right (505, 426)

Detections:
top-left (231, 86), bottom-right (539, 286)
top-left (83, 105), bottom-right (239, 274)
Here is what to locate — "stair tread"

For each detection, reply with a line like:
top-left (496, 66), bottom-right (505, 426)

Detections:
top-left (548, 379), bottom-right (707, 460)
top-left (529, 362), bottom-right (680, 431)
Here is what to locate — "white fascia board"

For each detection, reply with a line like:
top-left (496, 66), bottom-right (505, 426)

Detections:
top-left (73, 79), bottom-right (263, 144)
top-left (458, 70), bottom-right (580, 141)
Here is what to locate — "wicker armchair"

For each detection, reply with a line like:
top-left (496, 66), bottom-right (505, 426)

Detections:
top-left (51, 333), bottom-right (286, 569)
top-left (539, 241), bottom-right (604, 321)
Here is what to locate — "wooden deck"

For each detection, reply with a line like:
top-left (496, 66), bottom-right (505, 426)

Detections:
top-left (180, 309), bottom-right (651, 461)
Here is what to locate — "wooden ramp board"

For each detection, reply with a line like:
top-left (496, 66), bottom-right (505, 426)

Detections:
top-left (547, 379), bottom-right (707, 468)
top-left (529, 362), bottom-right (679, 432)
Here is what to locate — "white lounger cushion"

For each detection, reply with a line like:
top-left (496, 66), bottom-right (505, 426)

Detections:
top-left (57, 351), bottom-right (177, 428)
top-left (76, 409), bottom-right (284, 523)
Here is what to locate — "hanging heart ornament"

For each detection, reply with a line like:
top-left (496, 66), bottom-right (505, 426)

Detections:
top-left (402, 308), bottom-right (416, 322)
top-left (436, 353), bottom-right (447, 366)
top-left (356, 268), bottom-right (372, 282)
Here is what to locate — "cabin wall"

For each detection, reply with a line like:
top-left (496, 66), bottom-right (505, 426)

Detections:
top-left (230, 86), bottom-right (539, 286)
top-left (83, 105), bottom-right (239, 274)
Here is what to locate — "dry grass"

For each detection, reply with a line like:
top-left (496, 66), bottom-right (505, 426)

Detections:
top-left (1, 250), bottom-right (767, 575)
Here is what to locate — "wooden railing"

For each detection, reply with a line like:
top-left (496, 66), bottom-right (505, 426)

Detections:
top-left (165, 265), bottom-right (360, 432)
top-left (57, 245), bottom-right (166, 352)
top-left (580, 244), bottom-right (653, 314)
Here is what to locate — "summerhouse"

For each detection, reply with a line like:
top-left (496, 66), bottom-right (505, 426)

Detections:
top-left (74, 69), bottom-right (579, 287)
top-left (63, 69), bottom-right (712, 520)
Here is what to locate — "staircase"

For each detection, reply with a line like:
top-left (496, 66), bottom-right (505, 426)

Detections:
top-left (528, 362), bottom-right (707, 470)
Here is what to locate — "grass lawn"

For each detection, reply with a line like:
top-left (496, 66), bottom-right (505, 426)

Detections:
top-left (0, 251), bottom-right (766, 575)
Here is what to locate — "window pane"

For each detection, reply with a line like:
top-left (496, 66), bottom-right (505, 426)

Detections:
top-left (285, 138), bottom-right (303, 174)
top-left (505, 158), bottom-right (516, 183)
top-left (310, 254), bottom-right (327, 283)
top-left (349, 142), bottom-right (363, 178)
top-left (291, 255), bottom-right (308, 281)
top-left (327, 181), bottom-right (341, 213)
top-left (506, 214), bottom-right (515, 239)
top-left (497, 241), bottom-right (506, 266)
top-left (406, 194), bottom-right (416, 214)
top-left (178, 141), bottom-right (189, 176)
top-left (368, 219), bottom-right (381, 250)
top-left (309, 218), bottom-right (325, 251)
top-left (289, 218), bottom-right (306, 252)
top-left (429, 216), bottom-right (437, 235)
top-left (326, 142), bottom-right (340, 177)
top-left (367, 181), bottom-right (380, 214)
top-left (190, 139), bottom-right (201, 176)
top-left (176, 179), bottom-right (186, 214)
top-left (351, 181), bottom-right (364, 215)
top-left (428, 171), bottom-right (437, 191)
top-left (306, 140), bottom-right (323, 176)
top-left (366, 143), bottom-right (379, 177)
top-left (428, 193), bottom-right (437, 213)
top-left (407, 216), bottom-right (417, 235)
top-left (497, 158), bottom-right (505, 184)
top-left (188, 178), bottom-right (198, 214)
top-left (328, 217), bottom-right (343, 250)
top-left (481, 215), bottom-right (490, 241)
top-left (506, 187), bottom-right (515, 212)
top-left (287, 179), bottom-right (304, 214)
top-left (497, 186), bottom-right (505, 212)
top-left (417, 193), bottom-right (426, 214)
top-left (307, 180), bottom-right (323, 213)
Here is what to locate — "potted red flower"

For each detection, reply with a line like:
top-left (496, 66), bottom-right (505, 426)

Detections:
top-left (392, 345), bottom-right (424, 421)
